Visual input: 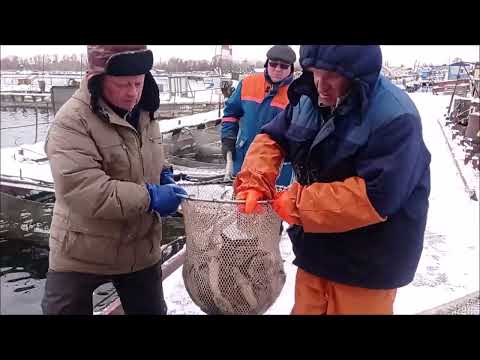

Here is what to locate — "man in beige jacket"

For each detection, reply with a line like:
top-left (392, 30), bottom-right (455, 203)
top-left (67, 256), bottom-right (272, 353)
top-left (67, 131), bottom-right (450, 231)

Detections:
top-left (42, 45), bottom-right (186, 315)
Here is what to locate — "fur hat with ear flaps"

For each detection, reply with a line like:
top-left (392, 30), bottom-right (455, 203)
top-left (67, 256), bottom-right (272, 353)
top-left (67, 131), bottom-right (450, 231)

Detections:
top-left (86, 45), bottom-right (159, 118)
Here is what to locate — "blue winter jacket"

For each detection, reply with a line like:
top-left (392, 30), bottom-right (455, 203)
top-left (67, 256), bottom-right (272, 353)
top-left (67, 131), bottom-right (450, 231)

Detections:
top-left (221, 71), bottom-right (294, 186)
top-left (262, 46), bottom-right (431, 289)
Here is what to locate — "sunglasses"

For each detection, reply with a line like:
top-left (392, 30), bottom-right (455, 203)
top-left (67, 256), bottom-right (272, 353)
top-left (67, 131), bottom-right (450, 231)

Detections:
top-left (268, 61), bottom-right (290, 70)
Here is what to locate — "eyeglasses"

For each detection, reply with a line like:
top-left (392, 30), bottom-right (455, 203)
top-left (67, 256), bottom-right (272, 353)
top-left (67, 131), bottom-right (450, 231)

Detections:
top-left (268, 61), bottom-right (290, 70)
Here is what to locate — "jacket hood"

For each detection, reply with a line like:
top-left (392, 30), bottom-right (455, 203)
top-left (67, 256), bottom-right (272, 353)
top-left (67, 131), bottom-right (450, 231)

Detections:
top-left (288, 45), bottom-right (382, 111)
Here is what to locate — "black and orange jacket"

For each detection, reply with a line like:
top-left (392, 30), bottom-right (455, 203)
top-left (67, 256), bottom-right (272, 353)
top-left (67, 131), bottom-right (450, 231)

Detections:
top-left (221, 72), bottom-right (293, 185)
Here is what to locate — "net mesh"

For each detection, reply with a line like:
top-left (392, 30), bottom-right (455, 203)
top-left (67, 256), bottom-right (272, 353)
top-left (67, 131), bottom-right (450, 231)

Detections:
top-left (181, 183), bottom-right (285, 315)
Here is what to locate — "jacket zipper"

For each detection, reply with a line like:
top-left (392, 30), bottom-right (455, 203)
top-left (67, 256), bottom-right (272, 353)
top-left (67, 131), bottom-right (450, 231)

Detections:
top-left (120, 144), bottom-right (132, 179)
top-left (123, 113), bottom-right (145, 178)
top-left (134, 135), bottom-right (145, 177)
top-left (305, 108), bottom-right (336, 184)
top-left (133, 130), bottom-right (143, 273)
top-left (122, 115), bottom-right (144, 273)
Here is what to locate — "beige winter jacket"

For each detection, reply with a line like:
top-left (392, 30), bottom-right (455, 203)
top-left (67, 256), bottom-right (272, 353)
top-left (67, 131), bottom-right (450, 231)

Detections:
top-left (45, 78), bottom-right (165, 275)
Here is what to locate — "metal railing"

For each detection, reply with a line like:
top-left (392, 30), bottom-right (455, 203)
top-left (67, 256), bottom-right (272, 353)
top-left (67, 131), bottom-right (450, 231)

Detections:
top-left (1, 86), bottom-right (227, 141)
top-left (0, 106), bottom-right (51, 143)
top-left (0, 87), bottom-right (225, 106)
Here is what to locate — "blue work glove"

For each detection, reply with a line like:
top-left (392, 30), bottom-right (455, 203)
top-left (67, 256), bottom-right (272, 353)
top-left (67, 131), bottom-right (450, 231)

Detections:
top-left (160, 166), bottom-right (176, 185)
top-left (145, 183), bottom-right (188, 217)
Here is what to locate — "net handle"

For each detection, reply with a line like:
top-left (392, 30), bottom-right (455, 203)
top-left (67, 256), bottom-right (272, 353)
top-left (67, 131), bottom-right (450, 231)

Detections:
top-left (176, 193), bottom-right (273, 204)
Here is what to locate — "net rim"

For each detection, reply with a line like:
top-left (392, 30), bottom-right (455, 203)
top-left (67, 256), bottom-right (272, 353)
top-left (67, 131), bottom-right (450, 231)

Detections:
top-left (177, 193), bottom-right (272, 204)
top-left (176, 183), bottom-right (286, 204)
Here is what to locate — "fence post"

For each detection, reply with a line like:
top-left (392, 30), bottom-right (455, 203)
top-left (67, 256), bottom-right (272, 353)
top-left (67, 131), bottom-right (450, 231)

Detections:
top-left (218, 92), bottom-right (222, 118)
top-left (35, 107), bottom-right (39, 143)
top-left (173, 86), bottom-right (177, 118)
top-left (192, 89), bottom-right (196, 114)
top-left (46, 97), bottom-right (50, 123)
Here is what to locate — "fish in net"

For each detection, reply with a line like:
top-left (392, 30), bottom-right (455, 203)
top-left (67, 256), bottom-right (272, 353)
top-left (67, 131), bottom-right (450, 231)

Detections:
top-left (180, 184), bottom-right (285, 315)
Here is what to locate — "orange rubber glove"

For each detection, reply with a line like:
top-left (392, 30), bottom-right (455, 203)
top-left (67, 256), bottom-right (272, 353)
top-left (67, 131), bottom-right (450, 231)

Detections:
top-left (272, 188), bottom-right (301, 225)
top-left (236, 189), bottom-right (265, 214)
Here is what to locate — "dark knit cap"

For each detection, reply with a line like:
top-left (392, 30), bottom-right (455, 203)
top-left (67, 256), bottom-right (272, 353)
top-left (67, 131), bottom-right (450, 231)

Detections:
top-left (266, 45), bottom-right (296, 64)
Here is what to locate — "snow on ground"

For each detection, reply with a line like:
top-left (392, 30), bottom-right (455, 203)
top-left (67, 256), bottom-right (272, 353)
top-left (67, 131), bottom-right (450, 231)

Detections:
top-left (393, 93), bottom-right (479, 314)
top-left (159, 89), bottom-right (223, 104)
top-left (159, 108), bottom-right (223, 133)
top-left (0, 142), bottom-right (53, 182)
top-left (164, 93), bottom-right (479, 315)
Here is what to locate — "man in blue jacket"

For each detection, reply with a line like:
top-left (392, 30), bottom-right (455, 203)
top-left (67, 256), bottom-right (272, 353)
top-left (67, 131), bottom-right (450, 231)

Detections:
top-left (234, 45), bottom-right (431, 314)
top-left (221, 45), bottom-right (296, 186)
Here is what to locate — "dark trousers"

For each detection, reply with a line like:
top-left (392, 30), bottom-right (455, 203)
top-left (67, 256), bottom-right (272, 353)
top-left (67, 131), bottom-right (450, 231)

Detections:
top-left (41, 261), bottom-right (167, 315)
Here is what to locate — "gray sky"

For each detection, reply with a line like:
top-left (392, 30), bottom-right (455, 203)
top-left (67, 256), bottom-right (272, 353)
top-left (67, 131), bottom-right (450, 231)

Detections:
top-left (1, 45), bottom-right (478, 67)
